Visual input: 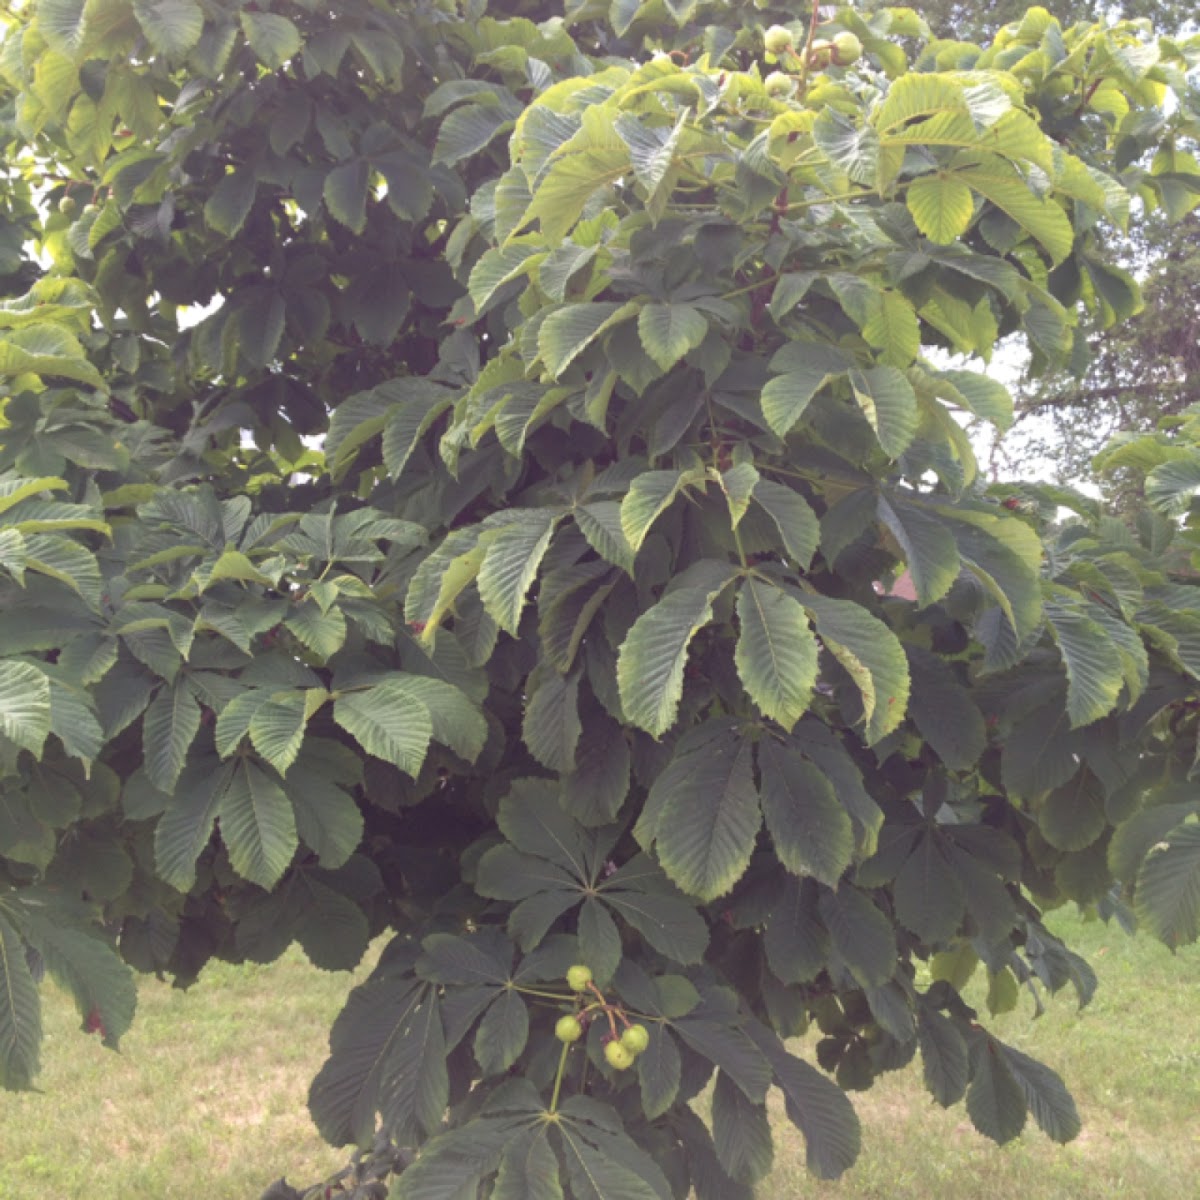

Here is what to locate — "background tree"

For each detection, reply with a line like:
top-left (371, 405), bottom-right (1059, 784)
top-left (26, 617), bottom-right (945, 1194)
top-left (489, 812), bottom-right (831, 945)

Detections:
top-left (866, 0), bottom-right (1200, 496)
top-left (0, 4), bottom-right (1199, 1200)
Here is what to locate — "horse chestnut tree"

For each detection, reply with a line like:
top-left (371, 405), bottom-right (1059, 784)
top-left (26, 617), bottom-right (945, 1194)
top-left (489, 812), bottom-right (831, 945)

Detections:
top-left (0, 2), bottom-right (1199, 1198)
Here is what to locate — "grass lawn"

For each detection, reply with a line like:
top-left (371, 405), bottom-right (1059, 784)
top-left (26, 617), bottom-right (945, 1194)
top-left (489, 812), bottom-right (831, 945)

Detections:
top-left (2, 909), bottom-right (1197, 1199)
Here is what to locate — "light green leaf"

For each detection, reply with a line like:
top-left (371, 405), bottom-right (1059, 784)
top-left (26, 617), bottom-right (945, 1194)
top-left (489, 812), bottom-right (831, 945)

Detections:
top-left (802, 594), bottom-right (910, 744)
top-left (734, 579), bottom-right (818, 732)
top-left (906, 174), bottom-right (975, 242)
top-left (385, 676), bottom-right (486, 763)
top-left (240, 11), bottom-right (301, 70)
top-left (761, 363), bottom-right (841, 438)
top-left (37, 0), bottom-right (88, 57)
top-left (0, 323), bottom-right (104, 388)
top-left (637, 303), bottom-right (708, 372)
top-left (959, 163), bottom-right (1074, 265)
top-left (434, 104), bottom-right (513, 165)
top-left (517, 146), bottom-right (629, 242)
top-left (615, 110), bottom-right (685, 201)
top-left (468, 241), bottom-right (543, 315)
top-left (334, 681), bottom-right (433, 777)
top-left (0, 661), bottom-right (51, 755)
top-left (862, 291), bottom-right (920, 368)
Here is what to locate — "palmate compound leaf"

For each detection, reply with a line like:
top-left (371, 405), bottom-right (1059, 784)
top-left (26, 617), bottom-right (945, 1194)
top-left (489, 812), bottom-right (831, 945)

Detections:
top-left (760, 342), bottom-right (849, 438)
top-left (475, 780), bottom-right (707, 974)
top-left (0, 915), bottom-right (40, 1090)
top-left (801, 593), bottom-right (910, 745)
top-left (617, 561), bottom-right (738, 737)
top-left (734, 578), bottom-right (819, 731)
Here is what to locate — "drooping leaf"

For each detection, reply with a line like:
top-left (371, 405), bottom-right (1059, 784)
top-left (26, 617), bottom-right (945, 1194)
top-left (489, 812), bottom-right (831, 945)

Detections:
top-left (0, 916), bottom-right (40, 1090)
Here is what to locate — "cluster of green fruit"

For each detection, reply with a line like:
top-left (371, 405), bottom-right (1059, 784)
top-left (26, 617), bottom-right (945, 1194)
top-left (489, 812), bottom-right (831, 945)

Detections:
top-left (762, 23), bottom-right (863, 94)
top-left (554, 965), bottom-right (651, 1072)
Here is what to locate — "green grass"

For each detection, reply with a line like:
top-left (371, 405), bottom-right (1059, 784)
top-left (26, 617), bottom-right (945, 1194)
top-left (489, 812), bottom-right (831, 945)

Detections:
top-left (2, 910), bottom-right (1198, 1199)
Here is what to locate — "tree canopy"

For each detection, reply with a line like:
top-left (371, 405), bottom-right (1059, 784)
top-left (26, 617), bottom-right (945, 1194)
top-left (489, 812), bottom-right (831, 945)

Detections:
top-left (1, 3), bottom-right (1200, 1198)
